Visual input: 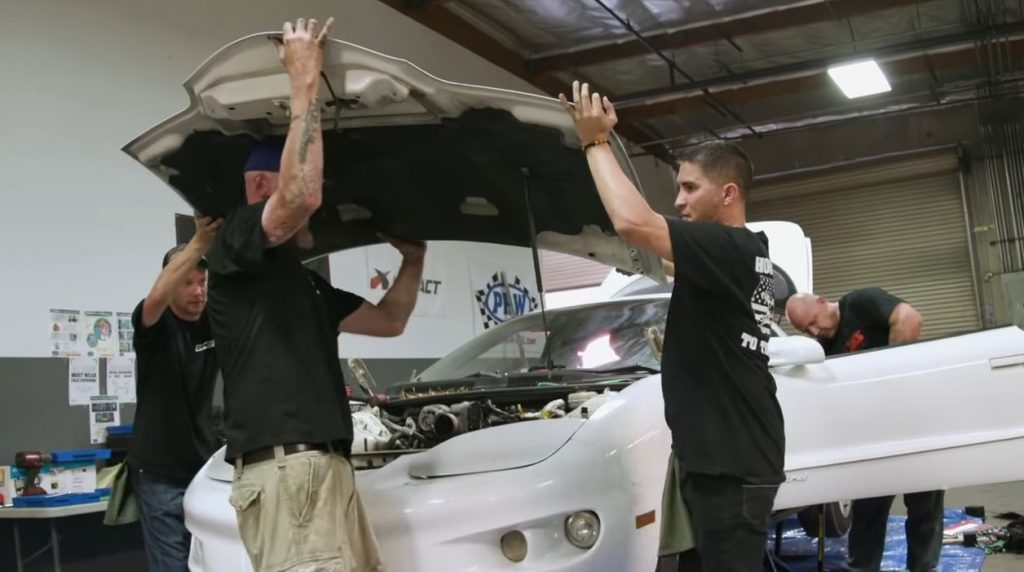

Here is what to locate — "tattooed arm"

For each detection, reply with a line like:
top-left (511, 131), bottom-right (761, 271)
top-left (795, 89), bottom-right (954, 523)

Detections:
top-left (262, 17), bottom-right (335, 248)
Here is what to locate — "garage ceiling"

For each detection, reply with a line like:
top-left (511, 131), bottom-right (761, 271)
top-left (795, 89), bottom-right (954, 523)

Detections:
top-left (376, 0), bottom-right (1024, 162)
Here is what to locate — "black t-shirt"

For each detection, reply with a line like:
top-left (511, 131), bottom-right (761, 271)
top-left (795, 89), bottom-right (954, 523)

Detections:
top-left (205, 202), bottom-right (364, 460)
top-left (128, 301), bottom-right (220, 482)
top-left (660, 218), bottom-right (786, 485)
top-left (820, 288), bottom-right (902, 356)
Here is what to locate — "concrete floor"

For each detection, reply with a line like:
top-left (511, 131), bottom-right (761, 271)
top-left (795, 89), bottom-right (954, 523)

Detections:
top-left (892, 480), bottom-right (1024, 571)
top-left (943, 481), bottom-right (1024, 571)
top-left (652, 481), bottom-right (1024, 572)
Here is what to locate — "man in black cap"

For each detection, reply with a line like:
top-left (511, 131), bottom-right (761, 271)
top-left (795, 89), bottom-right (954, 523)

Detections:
top-left (204, 17), bottom-right (424, 571)
top-left (128, 213), bottom-right (222, 572)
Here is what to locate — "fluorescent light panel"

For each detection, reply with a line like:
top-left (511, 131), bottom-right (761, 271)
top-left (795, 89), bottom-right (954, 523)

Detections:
top-left (827, 59), bottom-right (891, 99)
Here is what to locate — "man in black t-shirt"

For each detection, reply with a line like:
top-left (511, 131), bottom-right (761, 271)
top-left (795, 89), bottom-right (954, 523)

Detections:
top-left (128, 214), bottom-right (222, 572)
top-left (204, 17), bottom-right (424, 572)
top-left (787, 289), bottom-right (943, 572)
top-left (785, 288), bottom-right (923, 353)
top-left (561, 82), bottom-right (785, 571)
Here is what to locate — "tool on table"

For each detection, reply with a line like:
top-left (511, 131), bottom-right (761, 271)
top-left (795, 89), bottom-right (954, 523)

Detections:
top-left (14, 451), bottom-right (54, 496)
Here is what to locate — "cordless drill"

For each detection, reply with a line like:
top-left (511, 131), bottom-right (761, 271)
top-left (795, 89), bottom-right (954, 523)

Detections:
top-left (14, 451), bottom-right (53, 496)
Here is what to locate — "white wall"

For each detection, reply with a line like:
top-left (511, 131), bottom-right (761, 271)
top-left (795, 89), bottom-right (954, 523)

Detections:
top-left (330, 241), bottom-right (536, 359)
top-left (0, 0), bottom-right (545, 357)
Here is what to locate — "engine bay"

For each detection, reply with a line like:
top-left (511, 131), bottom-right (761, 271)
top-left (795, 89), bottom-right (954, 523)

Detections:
top-left (348, 380), bottom-right (631, 469)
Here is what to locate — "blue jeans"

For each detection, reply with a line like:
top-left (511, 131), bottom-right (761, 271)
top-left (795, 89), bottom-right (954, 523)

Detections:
top-left (132, 468), bottom-right (191, 572)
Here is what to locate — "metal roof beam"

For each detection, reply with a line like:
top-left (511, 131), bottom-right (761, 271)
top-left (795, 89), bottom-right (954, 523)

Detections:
top-left (527, 0), bottom-right (923, 75)
top-left (614, 23), bottom-right (1024, 123)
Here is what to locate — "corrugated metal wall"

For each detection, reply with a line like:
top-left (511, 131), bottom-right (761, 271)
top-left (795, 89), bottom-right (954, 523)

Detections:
top-left (540, 250), bottom-right (611, 292)
top-left (749, 152), bottom-right (980, 339)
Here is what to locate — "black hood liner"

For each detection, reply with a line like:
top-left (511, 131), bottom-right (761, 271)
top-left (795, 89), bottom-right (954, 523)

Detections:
top-left (161, 108), bottom-right (617, 259)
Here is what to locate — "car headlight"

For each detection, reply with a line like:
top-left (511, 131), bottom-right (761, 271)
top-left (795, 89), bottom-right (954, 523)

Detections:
top-left (565, 511), bottom-right (600, 549)
top-left (500, 530), bottom-right (528, 562)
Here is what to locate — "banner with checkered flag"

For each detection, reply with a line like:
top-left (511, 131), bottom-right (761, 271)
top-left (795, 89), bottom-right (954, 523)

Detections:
top-left (468, 259), bottom-right (539, 335)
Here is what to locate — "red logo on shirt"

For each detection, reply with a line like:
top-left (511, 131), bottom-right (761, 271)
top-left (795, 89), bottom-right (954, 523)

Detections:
top-left (846, 330), bottom-right (865, 352)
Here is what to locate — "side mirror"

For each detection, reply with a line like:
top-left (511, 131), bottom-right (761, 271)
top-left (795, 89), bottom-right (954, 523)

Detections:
top-left (768, 336), bottom-right (825, 367)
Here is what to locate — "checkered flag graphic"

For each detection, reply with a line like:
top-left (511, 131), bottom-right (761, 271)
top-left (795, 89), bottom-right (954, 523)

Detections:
top-left (474, 273), bottom-right (539, 330)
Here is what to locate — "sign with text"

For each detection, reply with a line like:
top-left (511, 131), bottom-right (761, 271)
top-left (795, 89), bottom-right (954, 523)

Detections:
top-left (364, 244), bottom-right (447, 317)
top-left (467, 259), bottom-right (539, 336)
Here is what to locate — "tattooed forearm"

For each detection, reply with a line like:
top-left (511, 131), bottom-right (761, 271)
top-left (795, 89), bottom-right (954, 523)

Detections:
top-left (283, 172), bottom-right (313, 209)
top-left (261, 22), bottom-right (332, 248)
top-left (298, 99), bottom-right (320, 165)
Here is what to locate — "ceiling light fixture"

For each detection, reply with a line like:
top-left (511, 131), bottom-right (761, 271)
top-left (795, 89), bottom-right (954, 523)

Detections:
top-left (827, 59), bottom-right (891, 99)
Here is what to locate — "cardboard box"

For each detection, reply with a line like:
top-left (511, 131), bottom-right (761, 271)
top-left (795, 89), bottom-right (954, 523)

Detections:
top-left (10, 464), bottom-right (64, 497)
top-left (60, 463), bottom-right (97, 494)
top-left (8, 461), bottom-right (97, 499)
top-left (0, 466), bottom-right (16, 506)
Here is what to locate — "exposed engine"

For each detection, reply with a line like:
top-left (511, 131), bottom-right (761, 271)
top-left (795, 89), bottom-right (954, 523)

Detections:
top-left (350, 388), bottom-right (617, 469)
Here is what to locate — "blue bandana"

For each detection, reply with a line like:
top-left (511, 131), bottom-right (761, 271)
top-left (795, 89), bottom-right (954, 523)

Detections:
top-left (243, 137), bottom-right (285, 173)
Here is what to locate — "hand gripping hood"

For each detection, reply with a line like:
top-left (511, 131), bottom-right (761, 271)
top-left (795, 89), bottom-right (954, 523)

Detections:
top-left (122, 33), bottom-right (666, 280)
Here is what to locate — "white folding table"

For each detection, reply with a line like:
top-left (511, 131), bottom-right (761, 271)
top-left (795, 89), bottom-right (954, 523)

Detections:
top-left (0, 501), bottom-right (108, 572)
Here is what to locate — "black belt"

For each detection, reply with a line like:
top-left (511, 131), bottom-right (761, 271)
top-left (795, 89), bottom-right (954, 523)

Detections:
top-left (241, 440), bottom-right (347, 465)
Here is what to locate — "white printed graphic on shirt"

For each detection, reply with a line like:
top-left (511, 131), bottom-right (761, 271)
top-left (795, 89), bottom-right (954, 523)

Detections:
top-left (195, 339), bottom-right (215, 353)
top-left (742, 256), bottom-right (776, 356)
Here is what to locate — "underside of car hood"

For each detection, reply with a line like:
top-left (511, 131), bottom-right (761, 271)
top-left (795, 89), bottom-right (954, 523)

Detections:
top-left (122, 33), bottom-right (665, 280)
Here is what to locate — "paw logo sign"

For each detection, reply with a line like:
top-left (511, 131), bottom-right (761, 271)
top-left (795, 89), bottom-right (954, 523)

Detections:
top-left (474, 273), bottom-right (538, 330)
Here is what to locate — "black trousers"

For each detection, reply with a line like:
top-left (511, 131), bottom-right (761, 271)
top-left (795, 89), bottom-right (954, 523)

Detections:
top-left (846, 490), bottom-right (945, 572)
top-left (677, 465), bottom-right (779, 571)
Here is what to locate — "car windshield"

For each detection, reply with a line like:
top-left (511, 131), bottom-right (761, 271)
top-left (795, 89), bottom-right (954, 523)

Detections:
top-left (417, 299), bottom-right (669, 382)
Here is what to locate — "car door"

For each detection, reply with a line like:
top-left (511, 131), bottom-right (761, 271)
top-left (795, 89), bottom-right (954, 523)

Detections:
top-left (770, 325), bottom-right (1024, 509)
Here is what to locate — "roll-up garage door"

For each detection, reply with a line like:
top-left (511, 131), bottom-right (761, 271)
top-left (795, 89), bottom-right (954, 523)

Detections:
top-left (540, 250), bottom-right (611, 292)
top-left (747, 151), bottom-right (980, 339)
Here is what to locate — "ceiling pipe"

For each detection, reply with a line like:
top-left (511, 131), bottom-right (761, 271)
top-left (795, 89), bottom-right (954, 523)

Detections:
top-left (614, 20), bottom-right (1024, 110)
top-left (590, 0), bottom-right (757, 136)
top-left (623, 75), bottom-right (1024, 154)
top-left (529, 0), bottom-right (839, 60)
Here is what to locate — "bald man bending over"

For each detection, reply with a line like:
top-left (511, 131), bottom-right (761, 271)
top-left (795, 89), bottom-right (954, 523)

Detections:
top-left (786, 288), bottom-right (943, 572)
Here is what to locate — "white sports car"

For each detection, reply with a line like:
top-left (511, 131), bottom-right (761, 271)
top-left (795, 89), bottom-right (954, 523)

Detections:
top-left (123, 31), bottom-right (1024, 572)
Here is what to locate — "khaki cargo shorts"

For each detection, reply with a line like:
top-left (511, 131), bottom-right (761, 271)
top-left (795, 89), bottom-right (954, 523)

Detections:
top-left (230, 447), bottom-right (384, 571)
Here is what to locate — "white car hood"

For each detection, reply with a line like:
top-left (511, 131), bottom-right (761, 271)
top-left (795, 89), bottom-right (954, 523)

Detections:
top-left (192, 418), bottom-right (587, 482)
top-left (407, 418), bottom-right (586, 478)
top-left (122, 33), bottom-right (665, 279)
top-left (201, 446), bottom-right (234, 483)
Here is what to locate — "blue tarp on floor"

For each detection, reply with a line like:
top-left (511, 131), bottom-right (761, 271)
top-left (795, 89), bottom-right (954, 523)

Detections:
top-left (768, 509), bottom-right (987, 571)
